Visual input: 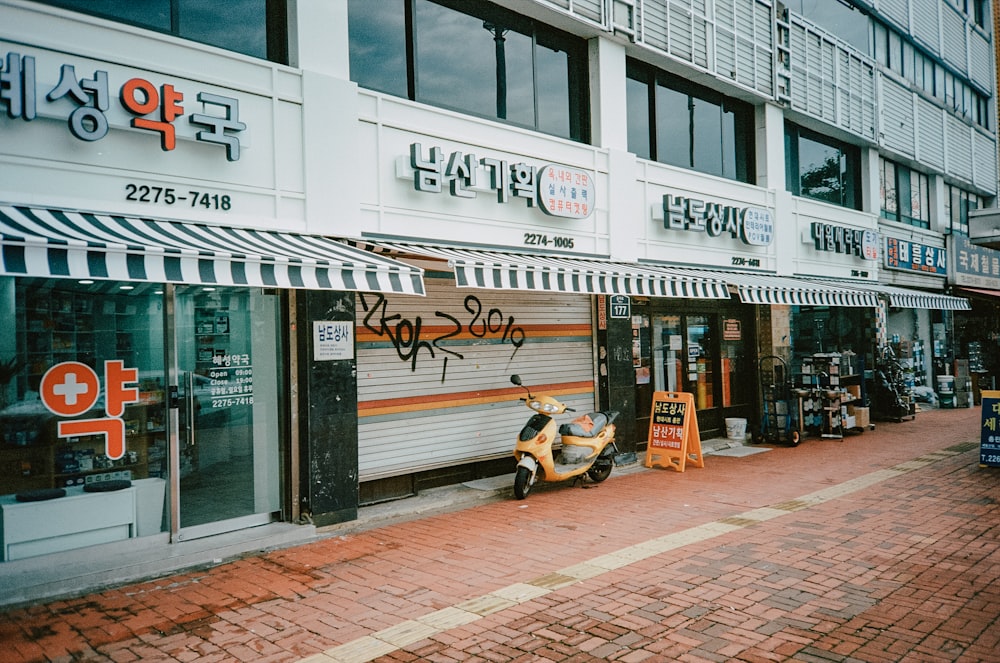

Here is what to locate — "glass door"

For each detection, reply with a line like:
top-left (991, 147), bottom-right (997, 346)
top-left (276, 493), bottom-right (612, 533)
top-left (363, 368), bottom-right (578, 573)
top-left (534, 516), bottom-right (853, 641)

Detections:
top-left (172, 286), bottom-right (284, 540)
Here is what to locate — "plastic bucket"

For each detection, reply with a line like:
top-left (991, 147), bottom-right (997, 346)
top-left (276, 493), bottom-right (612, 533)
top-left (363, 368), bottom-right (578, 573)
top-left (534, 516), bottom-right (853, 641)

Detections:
top-left (725, 417), bottom-right (747, 441)
top-left (936, 375), bottom-right (955, 394)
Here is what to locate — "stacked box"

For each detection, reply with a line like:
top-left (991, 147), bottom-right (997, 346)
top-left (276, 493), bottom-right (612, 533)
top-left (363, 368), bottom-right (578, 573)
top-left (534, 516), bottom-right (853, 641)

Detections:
top-left (847, 405), bottom-right (870, 428)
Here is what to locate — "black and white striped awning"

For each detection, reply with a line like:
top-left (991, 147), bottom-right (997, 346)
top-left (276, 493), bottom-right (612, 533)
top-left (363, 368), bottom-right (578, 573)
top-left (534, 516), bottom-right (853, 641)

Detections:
top-left (806, 279), bottom-right (970, 310)
top-left (670, 268), bottom-right (882, 307)
top-left (0, 204), bottom-right (425, 295)
top-left (359, 242), bottom-right (731, 299)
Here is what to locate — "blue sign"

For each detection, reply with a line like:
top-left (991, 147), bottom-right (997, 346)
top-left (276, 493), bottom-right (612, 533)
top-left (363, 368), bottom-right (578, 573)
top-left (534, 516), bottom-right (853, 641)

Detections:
top-left (884, 237), bottom-right (946, 275)
top-left (981, 391), bottom-right (1000, 467)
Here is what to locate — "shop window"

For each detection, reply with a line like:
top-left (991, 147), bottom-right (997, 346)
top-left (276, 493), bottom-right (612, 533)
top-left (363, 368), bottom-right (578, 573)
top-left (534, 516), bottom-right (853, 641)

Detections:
top-left (0, 278), bottom-right (168, 543)
top-left (880, 157), bottom-right (929, 229)
top-left (348, 0), bottom-right (590, 143)
top-left (33, 0), bottom-right (289, 64)
top-left (790, 306), bottom-right (872, 368)
top-left (625, 59), bottom-right (755, 183)
top-left (785, 122), bottom-right (861, 210)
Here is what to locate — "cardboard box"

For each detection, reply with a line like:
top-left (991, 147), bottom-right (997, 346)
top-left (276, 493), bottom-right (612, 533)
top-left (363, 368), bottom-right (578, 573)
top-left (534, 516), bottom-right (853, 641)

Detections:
top-left (848, 405), bottom-right (870, 428)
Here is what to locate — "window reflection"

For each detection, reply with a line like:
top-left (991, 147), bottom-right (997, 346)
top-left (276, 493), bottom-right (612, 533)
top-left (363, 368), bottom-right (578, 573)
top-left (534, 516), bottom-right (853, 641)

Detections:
top-left (628, 59), bottom-right (754, 183)
top-left (349, 0), bottom-right (589, 142)
top-left (34, 0), bottom-right (283, 62)
top-left (786, 122), bottom-right (860, 210)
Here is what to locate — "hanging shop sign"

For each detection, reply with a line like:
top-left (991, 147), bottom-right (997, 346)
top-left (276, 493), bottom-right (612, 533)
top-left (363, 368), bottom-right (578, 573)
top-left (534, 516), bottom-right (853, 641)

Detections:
top-left (1, 51), bottom-right (247, 161)
top-left (660, 194), bottom-right (773, 246)
top-left (949, 235), bottom-right (1000, 289)
top-left (884, 237), bottom-right (947, 275)
top-left (405, 143), bottom-right (594, 219)
top-left (808, 222), bottom-right (879, 261)
top-left (644, 391), bottom-right (704, 472)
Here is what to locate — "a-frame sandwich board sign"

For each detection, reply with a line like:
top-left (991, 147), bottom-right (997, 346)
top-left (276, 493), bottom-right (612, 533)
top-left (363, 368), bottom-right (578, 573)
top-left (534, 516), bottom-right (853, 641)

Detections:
top-left (644, 391), bottom-right (704, 472)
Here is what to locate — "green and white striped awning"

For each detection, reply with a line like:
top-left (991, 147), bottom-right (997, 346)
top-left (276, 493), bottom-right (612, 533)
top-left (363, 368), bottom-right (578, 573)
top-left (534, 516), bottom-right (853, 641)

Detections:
top-left (0, 204), bottom-right (425, 295)
top-left (669, 268), bottom-right (882, 307)
top-left (358, 242), bottom-right (732, 299)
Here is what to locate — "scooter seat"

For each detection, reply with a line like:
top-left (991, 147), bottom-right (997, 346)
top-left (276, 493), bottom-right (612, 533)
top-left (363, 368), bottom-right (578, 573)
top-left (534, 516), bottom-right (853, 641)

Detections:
top-left (559, 411), bottom-right (614, 438)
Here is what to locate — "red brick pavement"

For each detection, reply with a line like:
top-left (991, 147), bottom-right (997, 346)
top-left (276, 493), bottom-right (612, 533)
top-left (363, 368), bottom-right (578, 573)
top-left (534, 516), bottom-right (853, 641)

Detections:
top-left (1, 406), bottom-right (998, 662)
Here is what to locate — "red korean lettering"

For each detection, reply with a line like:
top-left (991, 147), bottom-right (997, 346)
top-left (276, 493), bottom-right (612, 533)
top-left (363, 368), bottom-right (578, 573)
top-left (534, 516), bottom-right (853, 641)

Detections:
top-left (120, 78), bottom-right (185, 151)
top-left (40, 362), bottom-right (100, 417)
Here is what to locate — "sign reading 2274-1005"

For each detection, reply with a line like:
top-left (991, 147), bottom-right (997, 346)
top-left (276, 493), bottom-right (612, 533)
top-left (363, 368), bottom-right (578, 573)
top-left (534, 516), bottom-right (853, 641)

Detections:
top-left (404, 143), bottom-right (595, 219)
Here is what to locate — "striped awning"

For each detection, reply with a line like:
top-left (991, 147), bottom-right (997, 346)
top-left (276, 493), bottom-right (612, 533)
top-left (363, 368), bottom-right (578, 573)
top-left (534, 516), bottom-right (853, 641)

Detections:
top-left (858, 283), bottom-right (969, 310)
top-left (669, 268), bottom-right (882, 307)
top-left (0, 204), bottom-right (425, 295)
top-left (358, 242), bottom-right (731, 299)
top-left (803, 278), bottom-right (970, 310)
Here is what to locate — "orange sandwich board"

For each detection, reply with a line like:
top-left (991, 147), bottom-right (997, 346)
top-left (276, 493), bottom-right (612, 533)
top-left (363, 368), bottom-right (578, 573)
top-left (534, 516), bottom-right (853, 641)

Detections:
top-left (644, 391), bottom-right (704, 472)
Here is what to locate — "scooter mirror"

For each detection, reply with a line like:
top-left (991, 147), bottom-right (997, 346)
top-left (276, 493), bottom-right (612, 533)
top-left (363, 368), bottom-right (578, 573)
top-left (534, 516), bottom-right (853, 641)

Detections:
top-left (510, 374), bottom-right (522, 386)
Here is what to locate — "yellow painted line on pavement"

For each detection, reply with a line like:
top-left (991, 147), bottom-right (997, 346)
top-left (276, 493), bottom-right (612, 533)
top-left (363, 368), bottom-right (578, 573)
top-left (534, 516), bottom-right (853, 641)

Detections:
top-left (302, 445), bottom-right (970, 663)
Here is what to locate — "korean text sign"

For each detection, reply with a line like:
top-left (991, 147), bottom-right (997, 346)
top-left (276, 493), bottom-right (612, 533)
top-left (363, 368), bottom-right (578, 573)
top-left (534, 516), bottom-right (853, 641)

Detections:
top-left (980, 390), bottom-right (1000, 467)
top-left (644, 391), bottom-right (704, 472)
top-left (1, 50), bottom-right (246, 161)
top-left (40, 360), bottom-right (140, 460)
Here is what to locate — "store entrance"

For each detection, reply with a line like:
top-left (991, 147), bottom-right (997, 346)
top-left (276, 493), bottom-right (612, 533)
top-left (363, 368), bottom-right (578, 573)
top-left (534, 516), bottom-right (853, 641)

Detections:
top-left (634, 300), bottom-right (754, 441)
top-left (171, 286), bottom-right (284, 540)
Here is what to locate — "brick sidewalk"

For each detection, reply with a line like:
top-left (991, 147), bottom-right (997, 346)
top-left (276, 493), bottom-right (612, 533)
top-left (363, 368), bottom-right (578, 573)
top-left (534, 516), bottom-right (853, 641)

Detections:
top-left (1, 406), bottom-right (997, 662)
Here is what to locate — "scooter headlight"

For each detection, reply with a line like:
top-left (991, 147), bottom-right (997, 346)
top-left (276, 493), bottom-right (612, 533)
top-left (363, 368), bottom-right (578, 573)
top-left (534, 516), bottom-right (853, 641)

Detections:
top-left (529, 400), bottom-right (543, 410)
top-left (541, 402), bottom-right (559, 413)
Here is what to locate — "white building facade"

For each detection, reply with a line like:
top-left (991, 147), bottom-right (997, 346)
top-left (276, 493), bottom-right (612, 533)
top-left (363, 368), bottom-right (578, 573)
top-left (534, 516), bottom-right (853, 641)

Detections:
top-left (0, 0), bottom-right (993, 601)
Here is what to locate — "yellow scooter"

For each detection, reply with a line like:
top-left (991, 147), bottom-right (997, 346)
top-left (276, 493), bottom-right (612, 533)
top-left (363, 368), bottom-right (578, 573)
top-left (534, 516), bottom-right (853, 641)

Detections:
top-left (510, 374), bottom-right (619, 499)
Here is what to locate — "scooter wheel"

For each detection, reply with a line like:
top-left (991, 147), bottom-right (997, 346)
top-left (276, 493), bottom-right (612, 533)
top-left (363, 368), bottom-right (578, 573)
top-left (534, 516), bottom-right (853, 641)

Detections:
top-left (789, 430), bottom-right (801, 446)
top-left (514, 466), bottom-right (532, 499)
top-left (587, 461), bottom-right (613, 483)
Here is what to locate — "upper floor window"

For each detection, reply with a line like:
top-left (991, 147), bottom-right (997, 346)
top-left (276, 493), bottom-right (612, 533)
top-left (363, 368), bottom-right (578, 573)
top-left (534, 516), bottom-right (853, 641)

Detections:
top-left (32, 0), bottom-right (289, 64)
top-left (348, 0), bottom-right (590, 143)
top-left (626, 59), bottom-right (755, 183)
top-left (785, 122), bottom-right (861, 210)
top-left (944, 185), bottom-right (984, 235)
top-left (880, 158), bottom-right (929, 229)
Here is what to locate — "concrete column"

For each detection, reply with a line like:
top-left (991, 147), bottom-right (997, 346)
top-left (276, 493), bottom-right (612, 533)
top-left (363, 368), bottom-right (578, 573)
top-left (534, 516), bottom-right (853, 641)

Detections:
top-left (755, 102), bottom-right (786, 191)
top-left (588, 37), bottom-right (628, 150)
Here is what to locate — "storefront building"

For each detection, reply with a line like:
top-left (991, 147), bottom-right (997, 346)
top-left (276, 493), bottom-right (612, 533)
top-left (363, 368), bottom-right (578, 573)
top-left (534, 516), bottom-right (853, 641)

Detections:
top-left (1, 0), bottom-right (995, 603)
top-left (0, 0), bottom-right (432, 593)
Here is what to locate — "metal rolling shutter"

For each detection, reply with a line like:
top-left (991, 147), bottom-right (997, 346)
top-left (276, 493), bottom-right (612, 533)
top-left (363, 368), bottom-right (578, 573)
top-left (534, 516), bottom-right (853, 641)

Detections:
top-left (356, 276), bottom-right (596, 480)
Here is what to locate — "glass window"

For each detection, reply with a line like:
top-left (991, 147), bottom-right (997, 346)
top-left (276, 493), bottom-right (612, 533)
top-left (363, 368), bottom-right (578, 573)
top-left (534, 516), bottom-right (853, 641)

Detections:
top-left (33, 0), bottom-right (287, 63)
top-left (349, 0), bottom-right (590, 143)
top-left (0, 279), bottom-right (167, 526)
top-left (879, 157), bottom-right (929, 228)
top-left (792, 0), bottom-right (871, 55)
top-left (945, 185), bottom-right (982, 235)
top-left (347, 0), bottom-right (408, 97)
top-left (626, 75), bottom-right (651, 159)
top-left (881, 158), bottom-right (897, 220)
top-left (785, 122), bottom-right (860, 210)
top-left (655, 82), bottom-right (691, 170)
top-left (627, 59), bottom-right (755, 183)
